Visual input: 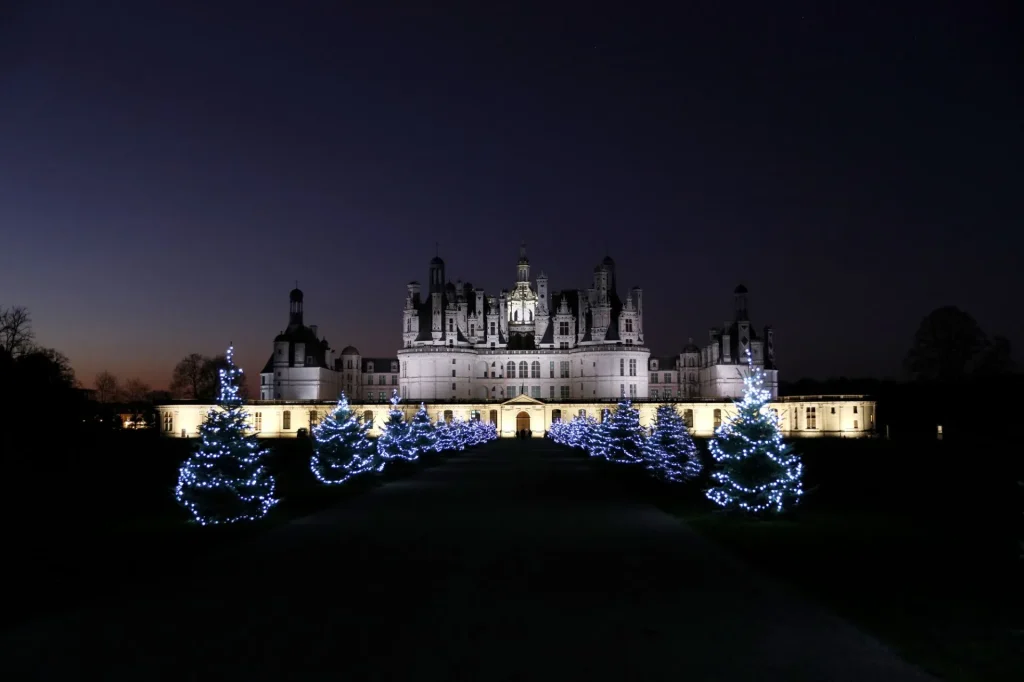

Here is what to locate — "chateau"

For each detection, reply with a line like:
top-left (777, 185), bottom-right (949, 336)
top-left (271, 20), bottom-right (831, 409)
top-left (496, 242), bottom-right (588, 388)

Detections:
top-left (157, 245), bottom-right (875, 440)
top-left (260, 245), bottom-right (777, 403)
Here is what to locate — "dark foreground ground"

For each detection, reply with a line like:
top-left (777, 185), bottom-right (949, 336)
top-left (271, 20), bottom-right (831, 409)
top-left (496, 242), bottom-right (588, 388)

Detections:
top-left (1, 439), bottom-right (936, 681)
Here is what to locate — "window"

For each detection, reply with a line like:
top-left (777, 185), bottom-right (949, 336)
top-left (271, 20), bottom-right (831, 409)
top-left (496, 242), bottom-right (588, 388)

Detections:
top-left (470, 410), bottom-right (480, 422)
top-left (531, 361), bottom-right (540, 378)
top-left (309, 410), bottom-right (318, 428)
top-left (452, 358), bottom-right (456, 364)
top-left (443, 410), bottom-right (453, 424)
top-left (620, 358), bottom-right (624, 376)
top-left (531, 386), bottom-right (540, 399)
top-left (252, 412), bottom-right (262, 432)
top-left (363, 411), bottom-right (373, 426)
top-left (626, 339), bottom-right (632, 345)
top-left (620, 384), bottom-right (625, 397)
top-left (629, 384), bottom-right (636, 398)
top-left (448, 319), bottom-right (454, 332)
top-left (549, 361), bottom-right (555, 378)
top-left (391, 362), bottom-right (397, 372)
top-left (489, 410), bottom-right (498, 425)
top-left (650, 373), bottom-right (658, 384)
top-left (452, 369), bottom-right (456, 377)
top-left (347, 360), bottom-right (353, 369)
top-left (713, 409), bottom-right (722, 429)
top-left (367, 376), bottom-right (373, 385)
top-left (277, 348), bottom-right (283, 356)
top-left (683, 409), bottom-right (693, 428)
top-left (629, 359), bottom-right (636, 376)
top-left (282, 411), bottom-right (291, 430)
top-left (559, 342), bottom-right (568, 349)
top-left (406, 319), bottom-right (412, 332)
top-left (549, 385), bottom-right (555, 400)
top-left (490, 322), bottom-right (496, 335)
top-left (854, 419), bottom-right (859, 429)
top-left (368, 362), bottom-right (374, 372)
top-left (402, 363), bottom-right (407, 377)
top-left (163, 413), bottom-right (173, 432)
top-left (806, 407), bottom-right (817, 429)
top-left (261, 376), bottom-right (266, 385)
top-left (578, 409), bottom-right (586, 417)
top-left (552, 409), bottom-right (562, 422)
top-left (853, 406), bottom-right (858, 414)
top-left (831, 407), bottom-right (836, 414)
top-left (558, 321), bottom-right (569, 336)
top-left (470, 324), bottom-right (475, 336)
top-left (391, 375), bottom-right (397, 385)
top-left (379, 375), bottom-right (387, 385)
top-left (508, 386), bottom-right (517, 398)
top-left (664, 373), bottom-right (672, 384)
top-left (560, 385), bottom-right (570, 399)
top-left (519, 361), bottom-right (528, 378)
top-left (651, 389), bottom-right (659, 399)
top-left (452, 383), bottom-right (456, 391)
top-left (507, 361), bottom-right (516, 378)
top-left (625, 318), bottom-right (633, 332)
top-left (514, 310), bottom-right (518, 321)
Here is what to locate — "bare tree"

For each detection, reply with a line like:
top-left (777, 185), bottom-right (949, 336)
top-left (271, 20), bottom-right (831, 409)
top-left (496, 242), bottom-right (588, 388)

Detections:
top-left (122, 378), bottom-right (152, 429)
top-left (170, 353), bottom-right (206, 399)
top-left (0, 305), bottom-right (35, 357)
top-left (94, 371), bottom-right (121, 403)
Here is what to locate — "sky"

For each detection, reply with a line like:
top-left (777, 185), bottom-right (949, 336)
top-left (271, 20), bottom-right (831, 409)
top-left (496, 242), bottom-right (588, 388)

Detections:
top-left (1, 2), bottom-right (1020, 393)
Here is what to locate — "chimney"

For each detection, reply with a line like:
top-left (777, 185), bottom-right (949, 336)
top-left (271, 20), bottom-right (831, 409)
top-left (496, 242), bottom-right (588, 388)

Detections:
top-left (310, 325), bottom-right (318, 338)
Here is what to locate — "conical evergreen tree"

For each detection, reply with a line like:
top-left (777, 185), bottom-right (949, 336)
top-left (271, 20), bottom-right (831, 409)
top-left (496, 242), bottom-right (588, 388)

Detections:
top-left (176, 346), bottom-right (277, 524)
top-left (586, 410), bottom-right (614, 458)
top-left (409, 403), bottom-right (438, 455)
top-left (377, 390), bottom-right (416, 462)
top-left (642, 404), bottom-right (702, 482)
top-left (706, 352), bottom-right (803, 513)
top-left (310, 393), bottom-right (379, 484)
top-left (433, 418), bottom-right (454, 453)
top-left (600, 400), bottom-right (645, 464)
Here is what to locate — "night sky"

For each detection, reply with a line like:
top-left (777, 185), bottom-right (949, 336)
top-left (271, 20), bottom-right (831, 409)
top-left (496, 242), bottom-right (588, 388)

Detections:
top-left (1, 2), bottom-right (1019, 393)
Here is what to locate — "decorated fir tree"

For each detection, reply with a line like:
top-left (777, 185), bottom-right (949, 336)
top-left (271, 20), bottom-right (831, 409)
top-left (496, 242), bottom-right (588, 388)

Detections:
top-left (642, 404), bottom-right (702, 483)
top-left (585, 410), bottom-right (613, 458)
top-left (706, 353), bottom-right (803, 514)
top-left (433, 418), bottom-right (454, 452)
top-left (310, 393), bottom-right (379, 484)
top-left (176, 346), bottom-right (277, 525)
top-left (408, 403), bottom-right (438, 455)
top-left (376, 390), bottom-right (416, 462)
top-left (598, 400), bottom-right (645, 464)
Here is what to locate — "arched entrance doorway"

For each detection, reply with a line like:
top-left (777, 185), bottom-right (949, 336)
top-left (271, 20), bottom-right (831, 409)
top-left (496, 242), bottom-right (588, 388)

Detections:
top-left (516, 411), bottom-right (530, 433)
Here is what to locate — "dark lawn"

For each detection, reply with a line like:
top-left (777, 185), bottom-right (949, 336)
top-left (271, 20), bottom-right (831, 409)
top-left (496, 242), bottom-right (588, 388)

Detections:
top-left (3, 431), bottom-right (443, 631)
top-left (594, 437), bottom-right (1022, 682)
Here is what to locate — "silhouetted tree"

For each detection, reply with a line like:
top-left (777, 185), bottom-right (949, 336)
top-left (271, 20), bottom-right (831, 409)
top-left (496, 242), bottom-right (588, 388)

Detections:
top-left (904, 306), bottom-right (988, 382)
top-left (975, 335), bottom-right (1015, 377)
top-left (0, 305), bottom-right (34, 357)
top-left (94, 371), bottom-right (121, 403)
top-left (122, 378), bottom-right (153, 428)
top-left (170, 353), bottom-right (206, 399)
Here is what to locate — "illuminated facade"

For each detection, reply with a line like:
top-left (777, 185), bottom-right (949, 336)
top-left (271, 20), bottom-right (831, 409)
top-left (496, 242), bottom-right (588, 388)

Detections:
top-left (156, 394), bottom-right (876, 440)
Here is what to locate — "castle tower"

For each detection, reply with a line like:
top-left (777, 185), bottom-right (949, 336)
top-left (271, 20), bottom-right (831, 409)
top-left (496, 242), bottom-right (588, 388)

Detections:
top-left (288, 286), bottom-right (304, 329)
top-left (429, 256), bottom-right (445, 294)
top-left (517, 241), bottom-right (530, 283)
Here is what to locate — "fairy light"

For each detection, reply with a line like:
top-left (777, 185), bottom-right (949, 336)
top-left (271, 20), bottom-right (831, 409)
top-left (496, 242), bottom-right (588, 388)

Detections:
top-left (377, 390), bottom-right (418, 462)
top-left (175, 345), bottom-right (277, 525)
top-left (642, 404), bottom-right (702, 482)
top-left (310, 393), bottom-right (381, 484)
top-left (705, 349), bottom-right (803, 513)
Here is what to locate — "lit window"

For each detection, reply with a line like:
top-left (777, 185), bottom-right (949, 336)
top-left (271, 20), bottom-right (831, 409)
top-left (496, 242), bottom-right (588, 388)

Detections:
top-left (253, 412), bottom-right (261, 432)
top-left (282, 411), bottom-right (291, 430)
top-left (806, 407), bottom-right (817, 429)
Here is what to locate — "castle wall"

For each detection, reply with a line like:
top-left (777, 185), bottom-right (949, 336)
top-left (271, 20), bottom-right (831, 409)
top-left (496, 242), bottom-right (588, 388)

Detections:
top-left (156, 395), bottom-right (876, 440)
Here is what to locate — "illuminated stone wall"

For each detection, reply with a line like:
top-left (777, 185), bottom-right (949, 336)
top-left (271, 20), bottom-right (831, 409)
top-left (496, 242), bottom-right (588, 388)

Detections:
top-left (156, 395), bottom-right (876, 440)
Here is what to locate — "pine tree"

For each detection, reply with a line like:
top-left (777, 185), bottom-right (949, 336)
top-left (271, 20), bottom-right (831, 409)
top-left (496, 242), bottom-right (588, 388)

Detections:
top-left (310, 393), bottom-right (379, 484)
top-left (600, 400), bottom-right (645, 464)
top-left (376, 390), bottom-right (417, 462)
top-left (176, 346), bottom-right (277, 525)
top-left (642, 404), bottom-right (702, 482)
top-left (433, 418), bottom-right (454, 452)
top-left (408, 403), bottom-right (438, 454)
top-left (706, 353), bottom-right (803, 514)
top-left (586, 410), bottom-right (613, 458)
